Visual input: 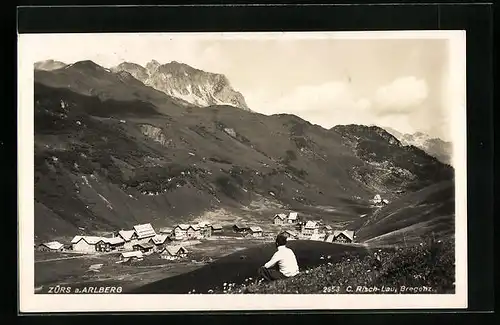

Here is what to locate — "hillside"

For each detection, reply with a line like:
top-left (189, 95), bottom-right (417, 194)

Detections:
top-left (353, 180), bottom-right (455, 245)
top-left (33, 60), bottom-right (455, 242)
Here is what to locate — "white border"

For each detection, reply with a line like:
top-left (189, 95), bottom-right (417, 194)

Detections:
top-left (18, 31), bottom-right (467, 312)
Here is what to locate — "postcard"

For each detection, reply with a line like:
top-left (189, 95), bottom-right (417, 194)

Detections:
top-left (18, 30), bottom-right (467, 312)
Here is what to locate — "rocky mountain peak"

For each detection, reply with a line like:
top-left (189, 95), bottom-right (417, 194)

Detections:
top-left (112, 60), bottom-right (251, 111)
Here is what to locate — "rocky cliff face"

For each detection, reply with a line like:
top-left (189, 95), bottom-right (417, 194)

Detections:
top-left (112, 60), bottom-right (251, 111)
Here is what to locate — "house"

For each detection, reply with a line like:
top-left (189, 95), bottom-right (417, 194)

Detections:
top-left (282, 230), bottom-right (298, 239)
top-left (71, 236), bottom-right (103, 253)
top-left (161, 245), bottom-right (188, 258)
top-left (273, 213), bottom-right (287, 225)
top-left (249, 226), bottom-right (263, 237)
top-left (186, 225), bottom-right (202, 239)
top-left (158, 227), bottom-right (173, 236)
top-left (120, 251), bottom-right (143, 262)
top-left (301, 221), bottom-right (319, 236)
top-left (323, 225), bottom-right (333, 233)
top-left (325, 234), bottom-right (335, 243)
top-left (38, 241), bottom-right (64, 252)
top-left (210, 224), bottom-right (223, 234)
top-left (148, 234), bottom-right (171, 251)
top-left (133, 223), bottom-right (157, 240)
top-left (332, 230), bottom-right (355, 243)
top-left (198, 221), bottom-right (212, 238)
top-left (118, 230), bottom-right (139, 250)
top-left (106, 237), bottom-right (125, 250)
top-left (233, 224), bottom-right (249, 233)
top-left (132, 242), bottom-right (155, 253)
top-left (310, 233), bottom-right (325, 241)
top-left (95, 239), bottom-right (112, 252)
top-left (173, 224), bottom-right (190, 240)
top-left (287, 212), bottom-right (298, 224)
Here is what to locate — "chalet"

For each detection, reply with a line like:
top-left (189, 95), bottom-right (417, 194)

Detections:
top-left (249, 226), bottom-right (263, 237)
top-left (273, 213), bottom-right (287, 225)
top-left (287, 212), bottom-right (299, 224)
top-left (186, 225), bottom-right (202, 239)
top-left (173, 224), bottom-right (190, 240)
top-left (233, 224), bottom-right (250, 233)
top-left (198, 221), bottom-right (212, 238)
top-left (301, 221), bottom-right (319, 237)
top-left (132, 242), bottom-right (155, 253)
top-left (282, 230), bottom-right (298, 239)
top-left (325, 234), bottom-right (335, 243)
top-left (71, 236), bottom-right (103, 253)
top-left (95, 239), bottom-right (111, 252)
top-left (38, 241), bottom-right (64, 252)
top-left (148, 234), bottom-right (171, 251)
top-left (161, 245), bottom-right (188, 258)
top-left (310, 233), bottom-right (325, 241)
top-left (210, 224), bottom-right (223, 234)
top-left (332, 230), bottom-right (355, 243)
top-left (133, 223), bottom-right (157, 240)
top-left (323, 225), bottom-right (333, 233)
top-left (159, 227), bottom-right (173, 236)
top-left (106, 237), bottom-right (125, 250)
top-left (120, 251), bottom-right (143, 262)
top-left (118, 230), bottom-right (139, 250)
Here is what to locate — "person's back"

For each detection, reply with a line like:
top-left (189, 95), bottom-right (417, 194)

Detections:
top-left (257, 233), bottom-right (299, 282)
top-left (274, 245), bottom-right (299, 277)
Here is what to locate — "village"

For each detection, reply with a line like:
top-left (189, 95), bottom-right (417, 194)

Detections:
top-left (37, 210), bottom-right (359, 264)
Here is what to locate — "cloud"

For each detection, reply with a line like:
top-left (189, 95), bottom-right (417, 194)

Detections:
top-left (247, 81), bottom-right (373, 128)
top-left (374, 76), bottom-right (429, 114)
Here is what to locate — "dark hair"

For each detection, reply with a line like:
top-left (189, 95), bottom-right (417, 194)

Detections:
top-left (276, 233), bottom-right (287, 246)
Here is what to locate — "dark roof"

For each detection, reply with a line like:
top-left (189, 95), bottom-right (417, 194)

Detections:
top-left (133, 242), bottom-right (154, 249)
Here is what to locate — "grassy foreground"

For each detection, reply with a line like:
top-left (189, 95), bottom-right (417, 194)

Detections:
top-left (207, 237), bottom-right (455, 294)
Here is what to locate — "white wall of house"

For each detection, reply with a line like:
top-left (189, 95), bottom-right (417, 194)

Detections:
top-left (72, 240), bottom-right (96, 253)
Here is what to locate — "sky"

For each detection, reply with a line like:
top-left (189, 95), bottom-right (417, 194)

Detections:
top-left (26, 32), bottom-right (465, 141)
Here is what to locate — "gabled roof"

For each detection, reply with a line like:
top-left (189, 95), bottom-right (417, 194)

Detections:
top-left (118, 230), bottom-right (136, 241)
top-left (41, 241), bottom-right (64, 250)
top-left (163, 245), bottom-right (188, 256)
top-left (121, 251), bottom-right (143, 258)
top-left (103, 237), bottom-right (125, 245)
top-left (150, 234), bottom-right (169, 245)
top-left (198, 221), bottom-right (211, 228)
top-left (274, 213), bottom-right (287, 220)
top-left (175, 224), bottom-right (190, 230)
top-left (133, 242), bottom-right (154, 249)
top-left (323, 225), bottom-right (333, 230)
top-left (283, 230), bottom-right (298, 237)
top-left (249, 226), bottom-right (262, 232)
top-left (325, 235), bottom-right (335, 243)
top-left (288, 212), bottom-right (298, 220)
top-left (71, 236), bottom-right (103, 245)
top-left (211, 224), bottom-right (223, 230)
top-left (133, 223), bottom-right (156, 239)
top-left (304, 221), bottom-right (318, 229)
top-left (188, 225), bottom-right (200, 231)
top-left (333, 230), bottom-right (355, 241)
top-left (233, 224), bottom-right (248, 229)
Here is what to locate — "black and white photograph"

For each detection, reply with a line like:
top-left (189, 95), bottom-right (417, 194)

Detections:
top-left (18, 31), bottom-right (467, 311)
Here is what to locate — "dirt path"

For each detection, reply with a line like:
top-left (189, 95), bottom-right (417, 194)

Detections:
top-left (35, 251), bottom-right (120, 263)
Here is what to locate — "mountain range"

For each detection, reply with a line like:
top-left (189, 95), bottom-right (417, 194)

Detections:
top-left (32, 59), bottom-right (455, 244)
top-left (383, 127), bottom-right (453, 166)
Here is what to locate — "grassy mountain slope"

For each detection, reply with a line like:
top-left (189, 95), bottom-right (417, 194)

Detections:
top-left (33, 61), bottom-right (455, 243)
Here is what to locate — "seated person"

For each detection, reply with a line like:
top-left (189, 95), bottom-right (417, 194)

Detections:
top-left (258, 233), bottom-right (299, 282)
